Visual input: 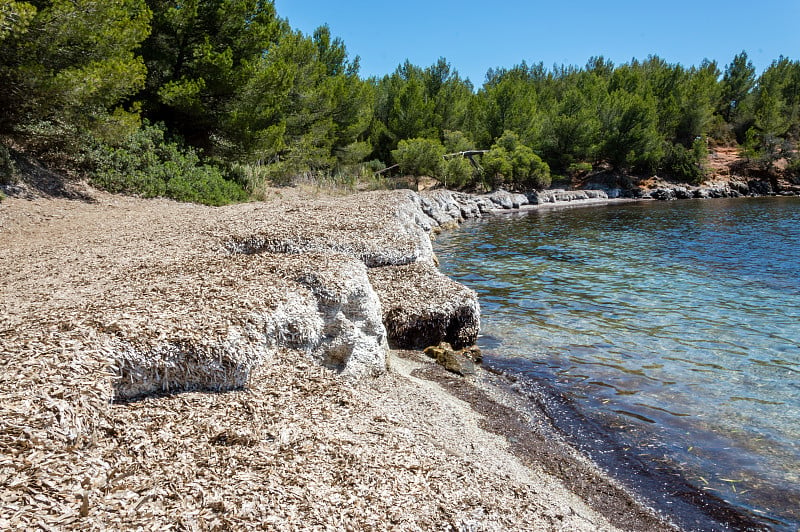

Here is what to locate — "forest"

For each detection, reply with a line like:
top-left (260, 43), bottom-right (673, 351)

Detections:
top-left (1, 0), bottom-right (799, 204)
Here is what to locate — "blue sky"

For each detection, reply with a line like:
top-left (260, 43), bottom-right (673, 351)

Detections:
top-left (273, 0), bottom-right (799, 85)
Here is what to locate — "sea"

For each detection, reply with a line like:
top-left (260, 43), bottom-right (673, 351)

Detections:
top-left (433, 196), bottom-right (800, 530)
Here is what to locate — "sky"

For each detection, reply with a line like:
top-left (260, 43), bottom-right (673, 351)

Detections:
top-left (273, 0), bottom-right (799, 85)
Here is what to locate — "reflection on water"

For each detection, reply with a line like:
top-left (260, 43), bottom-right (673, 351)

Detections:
top-left (434, 197), bottom-right (800, 530)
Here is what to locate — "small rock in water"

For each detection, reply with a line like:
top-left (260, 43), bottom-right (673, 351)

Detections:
top-left (423, 343), bottom-right (452, 360)
top-left (423, 342), bottom-right (479, 376)
top-left (462, 345), bottom-right (482, 363)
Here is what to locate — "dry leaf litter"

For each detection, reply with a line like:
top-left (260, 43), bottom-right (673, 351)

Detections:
top-left (1, 188), bottom-right (625, 530)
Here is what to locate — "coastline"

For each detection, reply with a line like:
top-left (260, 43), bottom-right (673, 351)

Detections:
top-left (0, 185), bottom-right (764, 529)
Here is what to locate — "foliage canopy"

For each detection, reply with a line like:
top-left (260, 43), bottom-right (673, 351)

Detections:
top-left (1, 3), bottom-right (798, 202)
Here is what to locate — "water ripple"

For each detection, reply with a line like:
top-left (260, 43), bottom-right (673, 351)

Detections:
top-left (435, 197), bottom-right (800, 530)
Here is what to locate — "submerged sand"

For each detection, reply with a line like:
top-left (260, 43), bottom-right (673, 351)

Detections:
top-left (0, 188), bottom-right (673, 530)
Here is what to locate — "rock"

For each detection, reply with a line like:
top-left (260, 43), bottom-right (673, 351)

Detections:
top-left (730, 181), bottom-right (749, 195)
top-left (287, 257), bottom-right (389, 379)
top-left (485, 189), bottom-right (515, 209)
top-left (511, 192), bottom-right (529, 208)
top-left (442, 353), bottom-right (477, 376)
top-left (369, 261), bottom-right (480, 350)
top-left (423, 342), bottom-right (478, 376)
top-left (528, 189), bottom-right (608, 204)
top-left (418, 193), bottom-right (461, 228)
top-left (748, 179), bottom-right (773, 196)
top-left (110, 252), bottom-right (390, 399)
top-left (462, 345), bottom-right (483, 363)
top-left (706, 187), bottom-right (727, 198)
top-left (651, 188), bottom-right (676, 201)
top-left (423, 343), bottom-right (453, 360)
top-left (484, 189), bottom-right (528, 209)
top-left (414, 190), bottom-right (485, 231)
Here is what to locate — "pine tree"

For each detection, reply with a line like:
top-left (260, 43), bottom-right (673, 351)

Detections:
top-left (0, 0), bottom-right (151, 138)
top-left (140, 0), bottom-right (288, 152)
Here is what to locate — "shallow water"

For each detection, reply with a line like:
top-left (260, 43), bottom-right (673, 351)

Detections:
top-left (434, 197), bottom-right (800, 530)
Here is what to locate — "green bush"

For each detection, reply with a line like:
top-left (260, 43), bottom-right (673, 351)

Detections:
top-left (483, 131), bottom-right (551, 190)
top-left (511, 143), bottom-right (551, 189)
top-left (662, 139), bottom-right (707, 184)
top-left (87, 124), bottom-right (248, 206)
top-left (165, 172), bottom-right (250, 205)
top-left (567, 162), bottom-right (593, 178)
top-left (0, 144), bottom-right (16, 185)
top-left (391, 138), bottom-right (445, 177)
top-left (787, 155), bottom-right (800, 181)
top-left (481, 146), bottom-right (513, 185)
top-left (442, 156), bottom-right (474, 188)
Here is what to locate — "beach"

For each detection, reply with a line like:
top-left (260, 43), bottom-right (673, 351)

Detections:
top-left (0, 186), bottom-right (675, 530)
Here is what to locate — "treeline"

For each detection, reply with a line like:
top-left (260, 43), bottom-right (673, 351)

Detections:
top-left (1, 1), bottom-right (798, 204)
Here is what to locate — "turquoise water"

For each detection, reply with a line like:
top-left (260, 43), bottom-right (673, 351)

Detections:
top-left (433, 197), bottom-right (800, 529)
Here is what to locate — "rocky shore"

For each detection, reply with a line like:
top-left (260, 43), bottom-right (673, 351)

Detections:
top-left (0, 185), bottom-right (682, 529)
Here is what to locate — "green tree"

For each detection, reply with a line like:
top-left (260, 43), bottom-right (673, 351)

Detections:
top-left (719, 51), bottom-right (756, 124)
top-left (599, 89), bottom-right (662, 172)
top-left (0, 0), bottom-right (150, 138)
top-left (388, 66), bottom-right (437, 141)
top-left (476, 63), bottom-right (543, 148)
top-left (313, 24), bottom-right (374, 164)
top-left (744, 85), bottom-right (791, 173)
top-left (218, 22), bottom-right (371, 179)
top-left (674, 60), bottom-right (721, 146)
top-left (0, 1), bottom-right (36, 41)
top-left (539, 83), bottom-right (602, 173)
top-left (757, 57), bottom-right (800, 139)
top-left (370, 59), bottom-right (462, 163)
top-left (424, 57), bottom-right (473, 134)
top-left (391, 137), bottom-right (444, 178)
top-left (140, 0), bottom-right (288, 151)
top-left (482, 130), bottom-right (550, 189)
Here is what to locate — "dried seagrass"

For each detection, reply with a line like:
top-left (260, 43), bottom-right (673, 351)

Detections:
top-left (0, 189), bottom-right (625, 530)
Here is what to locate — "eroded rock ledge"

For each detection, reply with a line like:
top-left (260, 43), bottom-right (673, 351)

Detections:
top-left (2, 189), bottom-right (490, 409)
top-left (2, 185), bottom-right (629, 409)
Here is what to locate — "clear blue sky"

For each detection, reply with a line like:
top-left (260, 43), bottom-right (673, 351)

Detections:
top-left (273, 0), bottom-right (799, 85)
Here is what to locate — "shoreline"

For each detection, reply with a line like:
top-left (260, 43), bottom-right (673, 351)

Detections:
top-left (473, 358), bottom-right (773, 531)
top-left (433, 193), bottom-right (794, 531)
top-left (0, 185), bottom-right (770, 529)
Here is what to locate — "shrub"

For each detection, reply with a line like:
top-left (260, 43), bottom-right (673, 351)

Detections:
top-left (662, 139), bottom-right (707, 184)
top-left (481, 146), bottom-right (512, 187)
top-left (0, 144), bottom-right (16, 185)
top-left (743, 127), bottom-right (792, 174)
top-left (165, 171), bottom-right (250, 205)
top-left (787, 154), bottom-right (800, 181)
top-left (567, 162), bottom-right (593, 178)
top-left (482, 131), bottom-right (551, 190)
top-left (511, 143), bottom-right (551, 189)
top-left (442, 156), bottom-right (474, 188)
top-left (87, 124), bottom-right (248, 205)
top-left (391, 138), bottom-right (445, 178)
